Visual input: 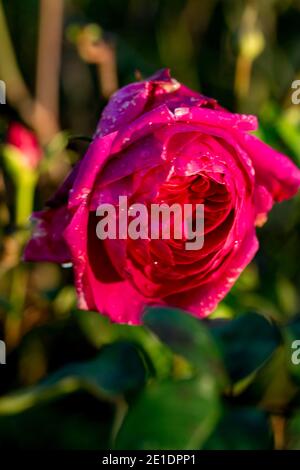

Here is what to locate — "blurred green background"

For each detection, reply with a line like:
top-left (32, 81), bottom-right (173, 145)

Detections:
top-left (1, 0), bottom-right (300, 450)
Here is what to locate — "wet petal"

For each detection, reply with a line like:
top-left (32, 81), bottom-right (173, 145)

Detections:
top-left (24, 207), bottom-right (71, 263)
top-left (68, 132), bottom-right (117, 209)
top-left (240, 133), bottom-right (300, 202)
top-left (166, 228), bottom-right (259, 317)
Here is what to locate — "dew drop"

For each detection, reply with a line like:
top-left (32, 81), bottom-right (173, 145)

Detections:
top-left (62, 262), bottom-right (73, 269)
top-left (174, 107), bottom-right (189, 118)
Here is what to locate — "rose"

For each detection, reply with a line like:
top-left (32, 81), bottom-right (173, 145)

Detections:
top-left (24, 69), bottom-right (300, 324)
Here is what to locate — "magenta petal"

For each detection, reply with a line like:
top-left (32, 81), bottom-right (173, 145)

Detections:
top-left (95, 68), bottom-right (176, 137)
top-left (68, 132), bottom-right (117, 210)
top-left (84, 275), bottom-right (156, 325)
top-left (105, 134), bottom-right (165, 181)
top-left (96, 68), bottom-right (216, 138)
top-left (166, 228), bottom-right (259, 318)
top-left (148, 69), bottom-right (220, 110)
top-left (96, 82), bottom-right (152, 137)
top-left (64, 207), bottom-right (160, 324)
top-left (253, 185), bottom-right (273, 226)
top-left (24, 207), bottom-right (71, 263)
top-left (240, 133), bottom-right (300, 202)
top-left (147, 68), bottom-right (173, 82)
top-left (174, 106), bottom-right (258, 132)
top-left (110, 105), bottom-right (174, 154)
top-left (63, 203), bottom-right (94, 310)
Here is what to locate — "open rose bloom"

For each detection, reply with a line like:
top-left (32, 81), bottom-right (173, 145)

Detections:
top-left (24, 69), bottom-right (300, 324)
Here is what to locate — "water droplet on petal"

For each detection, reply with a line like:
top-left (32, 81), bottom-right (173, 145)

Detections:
top-left (174, 107), bottom-right (190, 118)
top-left (62, 262), bottom-right (73, 268)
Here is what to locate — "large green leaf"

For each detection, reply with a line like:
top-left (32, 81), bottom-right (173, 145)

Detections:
top-left (116, 377), bottom-right (220, 450)
top-left (248, 347), bottom-right (298, 412)
top-left (78, 310), bottom-right (173, 379)
top-left (41, 341), bottom-right (147, 394)
top-left (0, 391), bottom-right (115, 450)
top-left (0, 342), bottom-right (147, 415)
top-left (143, 307), bottom-right (226, 384)
top-left (209, 312), bottom-right (281, 383)
top-left (117, 308), bottom-right (224, 450)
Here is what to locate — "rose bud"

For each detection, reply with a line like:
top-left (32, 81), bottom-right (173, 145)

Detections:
top-left (3, 123), bottom-right (43, 226)
top-left (6, 122), bottom-right (42, 170)
top-left (24, 69), bottom-right (300, 324)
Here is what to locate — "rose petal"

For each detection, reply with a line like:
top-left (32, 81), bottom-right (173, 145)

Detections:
top-left (165, 228), bottom-right (259, 317)
top-left (24, 207), bottom-right (71, 263)
top-left (240, 133), bottom-right (300, 202)
top-left (174, 106), bottom-right (258, 132)
top-left (68, 132), bottom-right (117, 209)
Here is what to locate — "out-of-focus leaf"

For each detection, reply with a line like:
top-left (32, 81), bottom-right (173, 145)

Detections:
top-left (78, 310), bottom-right (173, 379)
top-left (0, 378), bottom-right (79, 415)
top-left (236, 348), bottom-right (298, 412)
top-left (44, 131), bottom-right (69, 161)
top-left (0, 391), bottom-right (115, 450)
top-left (235, 264), bottom-right (259, 292)
top-left (143, 307), bottom-right (226, 385)
top-left (210, 303), bottom-right (234, 320)
top-left (203, 406), bottom-right (272, 450)
top-left (42, 341), bottom-right (147, 394)
top-left (0, 342), bottom-right (147, 415)
top-left (116, 377), bottom-right (220, 450)
top-left (53, 286), bottom-right (77, 317)
top-left (276, 276), bottom-right (298, 317)
top-left (229, 291), bottom-right (280, 319)
top-left (209, 312), bottom-right (281, 383)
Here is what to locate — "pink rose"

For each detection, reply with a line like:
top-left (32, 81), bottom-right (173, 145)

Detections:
top-left (6, 122), bottom-right (42, 170)
top-left (24, 69), bottom-right (300, 324)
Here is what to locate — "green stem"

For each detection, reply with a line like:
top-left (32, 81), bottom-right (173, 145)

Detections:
top-left (15, 172), bottom-right (37, 227)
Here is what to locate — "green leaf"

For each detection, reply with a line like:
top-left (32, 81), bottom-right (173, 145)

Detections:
top-left (0, 391), bottom-right (115, 450)
top-left (42, 341), bottom-right (147, 394)
top-left (116, 308), bottom-right (224, 450)
top-left (116, 377), bottom-right (220, 450)
top-left (78, 310), bottom-right (173, 379)
top-left (143, 307), bottom-right (226, 384)
top-left (209, 312), bottom-right (281, 383)
top-left (0, 342), bottom-right (147, 415)
top-left (251, 347), bottom-right (298, 412)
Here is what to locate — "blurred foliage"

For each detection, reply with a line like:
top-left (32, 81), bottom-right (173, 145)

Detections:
top-left (0, 0), bottom-right (300, 450)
